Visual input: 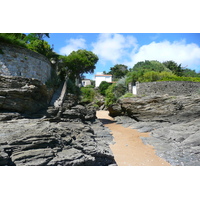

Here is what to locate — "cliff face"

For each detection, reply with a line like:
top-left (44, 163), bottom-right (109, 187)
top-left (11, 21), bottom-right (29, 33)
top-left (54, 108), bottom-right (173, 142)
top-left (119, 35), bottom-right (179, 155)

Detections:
top-left (0, 76), bottom-right (116, 166)
top-left (0, 75), bottom-right (49, 114)
top-left (109, 94), bottom-right (200, 166)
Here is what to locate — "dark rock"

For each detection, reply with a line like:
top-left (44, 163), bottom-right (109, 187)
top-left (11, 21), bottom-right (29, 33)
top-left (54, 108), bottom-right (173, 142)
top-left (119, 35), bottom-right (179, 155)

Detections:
top-left (0, 112), bottom-right (116, 166)
top-left (108, 103), bottom-right (123, 117)
top-left (110, 95), bottom-right (200, 123)
top-left (0, 75), bottom-right (49, 114)
top-left (110, 94), bottom-right (200, 166)
top-left (0, 77), bottom-right (115, 166)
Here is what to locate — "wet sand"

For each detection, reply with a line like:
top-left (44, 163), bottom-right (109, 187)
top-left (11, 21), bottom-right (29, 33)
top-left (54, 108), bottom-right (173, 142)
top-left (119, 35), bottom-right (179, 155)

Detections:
top-left (96, 111), bottom-right (171, 166)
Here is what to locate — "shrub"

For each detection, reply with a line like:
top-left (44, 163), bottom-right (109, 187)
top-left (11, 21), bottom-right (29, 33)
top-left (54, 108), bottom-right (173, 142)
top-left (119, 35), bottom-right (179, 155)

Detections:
top-left (80, 87), bottom-right (95, 103)
top-left (114, 83), bottom-right (127, 98)
top-left (105, 83), bottom-right (117, 106)
top-left (0, 33), bottom-right (27, 48)
top-left (85, 85), bottom-right (95, 88)
top-left (120, 93), bottom-right (136, 98)
top-left (99, 81), bottom-right (111, 95)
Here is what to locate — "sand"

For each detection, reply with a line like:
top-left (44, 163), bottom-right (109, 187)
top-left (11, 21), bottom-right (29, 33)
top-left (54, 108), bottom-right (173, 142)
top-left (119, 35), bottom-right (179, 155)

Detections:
top-left (96, 110), bottom-right (171, 166)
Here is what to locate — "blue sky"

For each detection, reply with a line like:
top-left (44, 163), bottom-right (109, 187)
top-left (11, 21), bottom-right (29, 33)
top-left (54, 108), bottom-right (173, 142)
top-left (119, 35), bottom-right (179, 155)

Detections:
top-left (45, 33), bottom-right (200, 80)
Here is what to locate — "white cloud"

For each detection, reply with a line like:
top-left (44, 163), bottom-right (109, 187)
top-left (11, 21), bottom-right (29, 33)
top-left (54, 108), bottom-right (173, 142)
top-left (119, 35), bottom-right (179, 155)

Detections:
top-left (59, 38), bottom-right (86, 55)
top-left (126, 40), bottom-right (200, 71)
top-left (91, 33), bottom-right (138, 64)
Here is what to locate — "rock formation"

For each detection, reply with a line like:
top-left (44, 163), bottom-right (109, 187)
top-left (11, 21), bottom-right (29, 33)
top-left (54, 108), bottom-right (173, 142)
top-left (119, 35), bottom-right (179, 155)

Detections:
top-left (0, 76), bottom-right (116, 166)
top-left (0, 75), bottom-right (49, 114)
top-left (109, 94), bottom-right (200, 166)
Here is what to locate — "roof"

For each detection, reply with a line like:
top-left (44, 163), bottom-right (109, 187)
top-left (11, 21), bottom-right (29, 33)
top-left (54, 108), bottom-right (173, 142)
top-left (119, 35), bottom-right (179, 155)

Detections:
top-left (95, 74), bottom-right (112, 77)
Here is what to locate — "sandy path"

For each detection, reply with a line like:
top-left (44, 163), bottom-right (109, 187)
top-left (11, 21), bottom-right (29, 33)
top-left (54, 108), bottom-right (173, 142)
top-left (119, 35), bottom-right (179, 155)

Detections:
top-left (96, 111), bottom-right (171, 166)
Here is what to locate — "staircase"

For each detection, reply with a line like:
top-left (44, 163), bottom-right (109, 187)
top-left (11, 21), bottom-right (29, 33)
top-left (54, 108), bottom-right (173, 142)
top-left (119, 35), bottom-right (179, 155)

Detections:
top-left (46, 77), bottom-right (68, 118)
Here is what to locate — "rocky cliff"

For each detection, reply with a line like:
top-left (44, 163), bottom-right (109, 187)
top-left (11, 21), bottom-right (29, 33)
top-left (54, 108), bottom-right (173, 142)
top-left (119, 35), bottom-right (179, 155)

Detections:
top-left (0, 76), bottom-right (116, 166)
top-left (109, 94), bottom-right (200, 166)
top-left (0, 75), bottom-right (49, 114)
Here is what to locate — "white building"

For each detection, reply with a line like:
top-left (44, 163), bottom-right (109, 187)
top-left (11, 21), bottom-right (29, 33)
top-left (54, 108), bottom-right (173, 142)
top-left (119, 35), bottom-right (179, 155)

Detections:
top-left (82, 79), bottom-right (92, 87)
top-left (95, 74), bottom-right (112, 87)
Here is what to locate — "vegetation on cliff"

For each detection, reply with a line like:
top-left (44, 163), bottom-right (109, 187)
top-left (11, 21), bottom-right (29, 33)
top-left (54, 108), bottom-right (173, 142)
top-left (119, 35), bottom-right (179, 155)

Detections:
top-left (101, 60), bottom-right (200, 106)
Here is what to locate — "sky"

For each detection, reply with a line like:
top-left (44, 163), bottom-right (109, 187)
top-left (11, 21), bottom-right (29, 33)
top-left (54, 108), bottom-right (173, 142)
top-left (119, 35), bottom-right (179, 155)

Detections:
top-left (45, 33), bottom-right (200, 80)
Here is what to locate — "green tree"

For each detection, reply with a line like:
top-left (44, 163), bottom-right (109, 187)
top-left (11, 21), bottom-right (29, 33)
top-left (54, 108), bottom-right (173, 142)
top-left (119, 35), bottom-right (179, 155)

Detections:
top-left (132, 60), bottom-right (170, 73)
top-left (107, 64), bottom-right (129, 80)
top-left (182, 68), bottom-right (200, 77)
top-left (162, 60), bottom-right (183, 76)
top-left (24, 33), bottom-right (50, 43)
top-left (64, 49), bottom-right (99, 85)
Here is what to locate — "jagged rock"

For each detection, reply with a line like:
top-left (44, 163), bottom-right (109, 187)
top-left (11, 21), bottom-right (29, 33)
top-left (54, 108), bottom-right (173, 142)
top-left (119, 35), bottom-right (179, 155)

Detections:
top-left (62, 105), bottom-right (96, 121)
top-left (0, 105), bottom-right (115, 166)
top-left (0, 75), bottom-right (49, 114)
top-left (109, 95), bottom-right (200, 123)
top-left (112, 94), bottom-right (200, 166)
top-left (0, 76), bottom-right (115, 166)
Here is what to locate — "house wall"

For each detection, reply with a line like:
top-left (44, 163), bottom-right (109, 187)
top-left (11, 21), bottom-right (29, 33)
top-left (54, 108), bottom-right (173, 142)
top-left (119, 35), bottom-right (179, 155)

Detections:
top-left (95, 75), bottom-right (112, 87)
top-left (82, 79), bottom-right (91, 87)
top-left (0, 43), bottom-right (52, 83)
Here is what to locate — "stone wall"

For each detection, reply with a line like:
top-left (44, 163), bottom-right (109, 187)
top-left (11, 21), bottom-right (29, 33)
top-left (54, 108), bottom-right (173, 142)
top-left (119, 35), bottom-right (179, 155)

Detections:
top-left (137, 81), bottom-right (200, 96)
top-left (0, 43), bottom-right (52, 83)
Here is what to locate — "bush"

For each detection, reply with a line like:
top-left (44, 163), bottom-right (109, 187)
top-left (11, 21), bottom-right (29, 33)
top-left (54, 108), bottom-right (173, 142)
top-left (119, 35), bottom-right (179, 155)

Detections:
top-left (0, 33), bottom-right (27, 48)
top-left (120, 93), bottom-right (136, 98)
top-left (80, 87), bottom-right (95, 103)
top-left (85, 85), bottom-right (95, 88)
top-left (105, 83), bottom-right (117, 106)
top-left (138, 71), bottom-right (175, 82)
top-left (99, 81), bottom-right (111, 95)
top-left (114, 83), bottom-right (127, 98)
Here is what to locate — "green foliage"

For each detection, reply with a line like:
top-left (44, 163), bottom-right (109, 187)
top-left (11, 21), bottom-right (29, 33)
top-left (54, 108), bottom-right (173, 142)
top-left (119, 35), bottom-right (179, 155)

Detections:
top-left (105, 83), bottom-right (117, 106)
top-left (99, 81), bottom-right (111, 95)
top-left (64, 49), bottom-right (99, 83)
top-left (24, 33), bottom-right (49, 43)
top-left (67, 79), bottom-right (81, 96)
top-left (138, 71), bottom-right (175, 82)
top-left (114, 83), bottom-right (127, 98)
top-left (0, 33), bottom-right (27, 48)
top-left (159, 75), bottom-right (200, 82)
top-left (80, 87), bottom-right (95, 103)
top-left (126, 60), bottom-right (200, 84)
top-left (85, 85), bottom-right (95, 88)
top-left (0, 33), bottom-right (55, 60)
top-left (162, 60), bottom-right (183, 76)
top-left (132, 60), bottom-right (170, 73)
top-left (106, 64), bottom-right (129, 81)
top-left (182, 68), bottom-right (200, 77)
top-left (104, 77), bottom-right (128, 106)
top-left (27, 40), bottom-right (54, 58)
top-left (120, 93), bottom-right (136, 98)
top-left (125, 70), bottom-right (143, 84)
